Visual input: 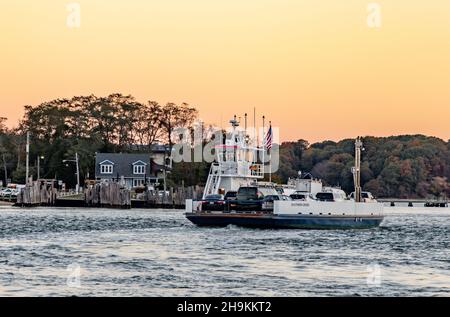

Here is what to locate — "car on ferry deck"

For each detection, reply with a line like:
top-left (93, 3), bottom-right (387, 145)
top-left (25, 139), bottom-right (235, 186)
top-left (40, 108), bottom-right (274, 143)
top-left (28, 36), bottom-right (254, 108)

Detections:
top-left (349, 191), bottom-right (377, 202)
top-left (224, 191), bottom-right (238, 201)
top-left (232, 186), bottom-right (279, 211)
top-left (290, 191), bottom-right (311, 201)
top-left (314, 188), bottom-right (347, 202)
top-left (262, 194), bottom-right (292, 211)
top-left (201, 194), bottom-right (226, 211)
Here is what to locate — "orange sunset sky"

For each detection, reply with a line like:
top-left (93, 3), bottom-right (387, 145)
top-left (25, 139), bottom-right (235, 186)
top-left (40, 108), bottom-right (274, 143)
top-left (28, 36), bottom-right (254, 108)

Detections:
top-left (1, 0), bottom-right (449, 142)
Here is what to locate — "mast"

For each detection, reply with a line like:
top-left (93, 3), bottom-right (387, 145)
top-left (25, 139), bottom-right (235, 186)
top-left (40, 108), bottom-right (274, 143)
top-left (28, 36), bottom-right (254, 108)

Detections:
top-left (353, 137), bottom-right (363, 202)
top-left (269, 121), bottom-right (272, 183)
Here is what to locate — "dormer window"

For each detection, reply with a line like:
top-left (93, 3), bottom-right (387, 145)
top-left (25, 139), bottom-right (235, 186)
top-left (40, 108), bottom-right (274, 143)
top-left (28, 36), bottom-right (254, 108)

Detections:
top-left (99, 160), bottom-right (114, 174)
top-left (132, 160), bottom-right (147, 175)
top-left (134, 165), bottom-right (145, 174)
top-left (101, 165), bottom-right (113, 174)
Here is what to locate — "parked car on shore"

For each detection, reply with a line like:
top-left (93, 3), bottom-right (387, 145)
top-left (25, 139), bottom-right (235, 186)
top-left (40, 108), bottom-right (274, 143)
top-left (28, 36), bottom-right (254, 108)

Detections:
top-left (0, 188), bottom-right (19, 198)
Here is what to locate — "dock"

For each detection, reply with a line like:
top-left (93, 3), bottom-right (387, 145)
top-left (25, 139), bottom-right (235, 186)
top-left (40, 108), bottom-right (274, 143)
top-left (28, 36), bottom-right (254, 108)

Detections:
top-left (379, 199), bottom-right (448, 208)
top-left (13, 180), bottom-right (203, 209)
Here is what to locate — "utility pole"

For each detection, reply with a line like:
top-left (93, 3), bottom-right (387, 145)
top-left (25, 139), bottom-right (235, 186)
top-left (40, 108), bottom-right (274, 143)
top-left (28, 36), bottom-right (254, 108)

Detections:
top-left (75, 152), bottom-right (80, 193)
top-left (163, 168), bottom-right (167, 197)
top-left (2, 153), bottom-right (7, 184)
top-left (63, 152), bottom-right (80, 193)
top-left (37, 155), bottom-right (40, 180)
top-left (37, 155), bottom-right (45, 180)
top-left (25, 131), bottom-right (30, 185)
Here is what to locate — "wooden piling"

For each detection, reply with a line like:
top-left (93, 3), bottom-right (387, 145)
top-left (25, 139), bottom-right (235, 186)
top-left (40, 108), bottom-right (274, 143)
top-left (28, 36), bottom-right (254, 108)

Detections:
top-left (85, 182), bottom-right (131, 209)
top-left (16, 180), bottom-right (58, 207)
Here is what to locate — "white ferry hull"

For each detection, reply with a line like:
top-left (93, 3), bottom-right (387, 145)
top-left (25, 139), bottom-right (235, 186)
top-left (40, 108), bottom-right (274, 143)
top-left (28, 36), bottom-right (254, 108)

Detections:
top-left (185, 213), bottom-right (383, 229)
top-left (185, 200), bottom-right (384, 229)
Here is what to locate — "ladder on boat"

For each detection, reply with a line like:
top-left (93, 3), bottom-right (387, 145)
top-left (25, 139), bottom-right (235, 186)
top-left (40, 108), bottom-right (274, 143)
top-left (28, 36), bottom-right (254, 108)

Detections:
top-left (203, 163), bottom-right (221, 199)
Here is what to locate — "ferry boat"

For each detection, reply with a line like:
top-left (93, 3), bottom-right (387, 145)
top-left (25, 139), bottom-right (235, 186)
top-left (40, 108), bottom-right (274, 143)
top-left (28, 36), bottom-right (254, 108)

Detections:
top-left (185, 118), bottom-right (384, 229)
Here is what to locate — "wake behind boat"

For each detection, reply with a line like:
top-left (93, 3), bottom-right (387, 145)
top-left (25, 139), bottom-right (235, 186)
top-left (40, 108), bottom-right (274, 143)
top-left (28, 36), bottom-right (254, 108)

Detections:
top-left (185, 118), bottom-right (384, 229)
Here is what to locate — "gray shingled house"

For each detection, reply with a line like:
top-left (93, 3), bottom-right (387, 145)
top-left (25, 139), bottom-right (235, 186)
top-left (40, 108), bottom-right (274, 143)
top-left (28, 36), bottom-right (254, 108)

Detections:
top-left (95, 153), bottom-right (166, 189)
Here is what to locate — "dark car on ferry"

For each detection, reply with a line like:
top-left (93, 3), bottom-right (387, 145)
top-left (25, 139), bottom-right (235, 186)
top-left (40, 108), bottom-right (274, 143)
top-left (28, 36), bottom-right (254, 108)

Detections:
top-left (201, 194), bottom-right (226, 211)
top-left (231, 186), bottom-right (279, 211)
top-left (224, 191), bottom-right (238, 201)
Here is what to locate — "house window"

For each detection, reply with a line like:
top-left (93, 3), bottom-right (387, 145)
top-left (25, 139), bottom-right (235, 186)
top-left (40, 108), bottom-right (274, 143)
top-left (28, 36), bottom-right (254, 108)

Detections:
top-left (133, 179), bottom-right (145, 187)
top-left (100, 164), bottom-right (113, 174)
top-left (133, 165), bottom-right (145, 175)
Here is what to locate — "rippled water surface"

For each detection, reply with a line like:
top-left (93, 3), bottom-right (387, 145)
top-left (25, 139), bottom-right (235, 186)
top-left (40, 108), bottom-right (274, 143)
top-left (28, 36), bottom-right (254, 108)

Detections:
top-left (0, 206), bottom-right (449, 296)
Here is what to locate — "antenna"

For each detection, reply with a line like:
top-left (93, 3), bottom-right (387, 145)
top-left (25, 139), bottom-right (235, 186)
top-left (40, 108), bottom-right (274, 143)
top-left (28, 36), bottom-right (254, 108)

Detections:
top-left (253, 107), bottom-right (256, 147)
top-left (244, 113), bottom-right (248, 132)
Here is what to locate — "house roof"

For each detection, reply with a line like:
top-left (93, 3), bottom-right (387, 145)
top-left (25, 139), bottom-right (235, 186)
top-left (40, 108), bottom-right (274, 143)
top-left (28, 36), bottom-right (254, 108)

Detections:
top-left (95, 153), bottom-right (151, 178)
top-left (132, 160), bottom-right (148, 166)
top-left (128, 144), bottom-right (170, 153)
top-left (99, 159), bottom-right (115, 165)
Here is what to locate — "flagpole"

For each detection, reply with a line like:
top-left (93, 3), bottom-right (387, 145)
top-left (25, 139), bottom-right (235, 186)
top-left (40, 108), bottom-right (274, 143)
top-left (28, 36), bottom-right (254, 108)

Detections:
top-left (253, 107), bottom-right (256, 147)
top-left (262, 116), bottom-right (265, 180)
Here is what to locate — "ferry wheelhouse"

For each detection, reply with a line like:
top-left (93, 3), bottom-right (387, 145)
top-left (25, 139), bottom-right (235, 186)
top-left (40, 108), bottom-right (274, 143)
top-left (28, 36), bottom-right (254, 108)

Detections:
top-left (202, 117), bottom-right (264, 199)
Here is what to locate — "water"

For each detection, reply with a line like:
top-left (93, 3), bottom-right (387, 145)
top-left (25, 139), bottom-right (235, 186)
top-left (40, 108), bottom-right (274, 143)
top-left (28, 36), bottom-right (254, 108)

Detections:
top-left (0, 206), bottom-right (449, 297)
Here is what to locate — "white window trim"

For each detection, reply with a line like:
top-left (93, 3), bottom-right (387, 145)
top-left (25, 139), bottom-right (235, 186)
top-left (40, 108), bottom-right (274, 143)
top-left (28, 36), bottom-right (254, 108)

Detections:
top-left (100, 164), bottom-right (113, 174)
top-left (133, 165), bottom-right (146, 175)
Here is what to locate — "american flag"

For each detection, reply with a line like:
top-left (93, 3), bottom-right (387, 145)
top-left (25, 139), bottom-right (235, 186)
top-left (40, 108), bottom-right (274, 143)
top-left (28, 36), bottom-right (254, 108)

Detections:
top-left (263, 125), bottom-right (273, 150)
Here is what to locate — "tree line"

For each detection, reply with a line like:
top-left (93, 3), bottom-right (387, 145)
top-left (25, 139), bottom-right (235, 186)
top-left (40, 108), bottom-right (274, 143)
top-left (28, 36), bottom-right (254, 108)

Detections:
top-left (274, 136), bottom-right (450, 199)
top-left (0, 93), bottom-right (197, 187)
top-left (1, 94), bottom-right (449, 198)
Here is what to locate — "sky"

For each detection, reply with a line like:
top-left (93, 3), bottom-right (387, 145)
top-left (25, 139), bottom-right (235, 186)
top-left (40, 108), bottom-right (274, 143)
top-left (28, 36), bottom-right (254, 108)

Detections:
top-left (1, 0), bottom-right (449, 142)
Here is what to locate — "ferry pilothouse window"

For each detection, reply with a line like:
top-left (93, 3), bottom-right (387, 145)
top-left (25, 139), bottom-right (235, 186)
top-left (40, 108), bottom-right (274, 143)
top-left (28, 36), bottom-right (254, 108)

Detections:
top-left (100, 164), bottom-right (113, 174)
top-left (133, 165), bottom-right (145, 175)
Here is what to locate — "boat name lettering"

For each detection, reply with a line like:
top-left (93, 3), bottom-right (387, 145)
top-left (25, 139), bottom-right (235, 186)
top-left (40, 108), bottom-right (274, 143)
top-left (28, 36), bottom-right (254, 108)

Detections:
top-left (291, 203), bottom-right (310, 207)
